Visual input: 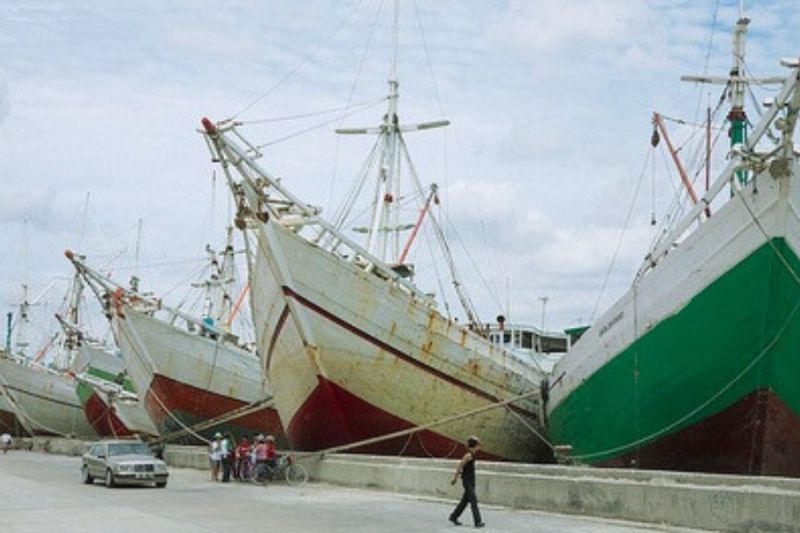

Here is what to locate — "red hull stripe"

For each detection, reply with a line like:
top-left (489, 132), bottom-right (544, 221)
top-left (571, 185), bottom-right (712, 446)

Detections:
top-left (144, 373), bottom-right (284, 439)
top-left (287, 375), bottom-right (502, 460)
top-left (281, 285), bottom-right (537, 420)
top-left (83, 392), bottom-right (134, 437)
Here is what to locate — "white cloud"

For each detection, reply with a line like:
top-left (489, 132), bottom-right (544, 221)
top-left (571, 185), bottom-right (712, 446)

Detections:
top-left (491, 0), bottom-right (649, 53)
top-left (0, 0), bottom-right (795, 344)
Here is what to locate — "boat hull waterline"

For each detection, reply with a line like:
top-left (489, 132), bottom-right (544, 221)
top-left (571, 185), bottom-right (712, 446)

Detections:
top-left (0, 356), bottom-right (97, 438)
top-left (549, 160), bottom-right (800, 476)
top-left (249, 218), bottom-right (547, 462)
top-left (112, 307), bottom-right (283, 442)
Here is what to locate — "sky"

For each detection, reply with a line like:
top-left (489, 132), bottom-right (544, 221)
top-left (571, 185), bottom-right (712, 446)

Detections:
top-left (0, 0), bottom-right (798, 352)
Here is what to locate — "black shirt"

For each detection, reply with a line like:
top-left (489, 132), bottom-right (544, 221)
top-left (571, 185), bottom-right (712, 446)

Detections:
top-left (461, 452), bottom-right (476, 485)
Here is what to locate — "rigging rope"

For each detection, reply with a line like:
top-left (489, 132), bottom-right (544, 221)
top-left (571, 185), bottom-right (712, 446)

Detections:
top-left (589, 147), bottom-right (651, 322)
top-left (0, 361), bottom-right (85, 439)
top-left (228, 0), bottom-right (366, 121)
top-left (114, 300), bottom-right (272, 446)
top-left (240, 99), bottom-right (385, 125)
top-left (294, 385), bottom-right (552, 460)
top-left (327, 0), bottom-right (385, 219)
top-left (692, 0), bottom-right (721, 124)
top-left (253, 99), bottom-right (386, 150)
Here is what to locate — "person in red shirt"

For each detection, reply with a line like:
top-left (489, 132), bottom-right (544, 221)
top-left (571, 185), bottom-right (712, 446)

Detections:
top-left (236, 435), bottom-right (251, 480)
top-left (264, 435), bottom-right (277, 469)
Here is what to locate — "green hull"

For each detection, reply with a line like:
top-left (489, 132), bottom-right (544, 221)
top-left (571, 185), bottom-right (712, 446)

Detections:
top-left (549, 238), bottom-right (800, 474)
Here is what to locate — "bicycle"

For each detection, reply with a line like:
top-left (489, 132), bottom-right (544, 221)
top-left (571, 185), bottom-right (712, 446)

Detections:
top-left (251, 455), bottom-right (308, 486)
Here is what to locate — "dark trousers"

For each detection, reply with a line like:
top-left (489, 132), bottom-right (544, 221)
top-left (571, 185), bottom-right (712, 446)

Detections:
top-left (221, 456), bottom-right (233, 482)
top-left (451, 482), bottom-right (481, 525)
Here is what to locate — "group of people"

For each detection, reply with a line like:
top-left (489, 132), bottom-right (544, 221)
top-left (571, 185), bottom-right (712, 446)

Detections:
top-left (208, 431), bottom-right (276, 482)
top-left (207, 430), bottom-right (485, 528)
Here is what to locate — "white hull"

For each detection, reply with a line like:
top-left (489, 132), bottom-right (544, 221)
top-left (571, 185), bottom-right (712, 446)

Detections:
top-left (250, 220), bottom-right (547, 461)
top-left (111, 306), bottom-right (281, 438)
top-left (113, 308), bottom-right (267, 403)
top-left (73, 343), bottom-right (160, 437)
top-left (0, 355), bottom-right (96, 438)
top-left (550, 161), bottom-right (798, 411)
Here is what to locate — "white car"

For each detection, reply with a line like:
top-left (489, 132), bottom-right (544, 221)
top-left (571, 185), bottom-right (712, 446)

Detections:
top-left (81, 440), bottom-right (168, 488)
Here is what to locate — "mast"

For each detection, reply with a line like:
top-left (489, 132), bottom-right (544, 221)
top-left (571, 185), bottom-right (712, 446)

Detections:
top-left (681, 17), bottom-right (784, 188)
top-left (336, 0), bottom-right (448, 264)
top-left (14, 285), bottom-right (30, 358)
top-left (729, 17), bottom-right (749, 186)
top-left (365, 0), bottom-right (401, 261)
top-left (217, 225), bottom-right (237, 324)
top-left (56, 271), bottom-right (86, 369)
top-left (4, 312), bottom-right (11, 352)
top-left (195, 226), bottom-right (236, 327)
top-left (131, 218), bottom-right (143, 292)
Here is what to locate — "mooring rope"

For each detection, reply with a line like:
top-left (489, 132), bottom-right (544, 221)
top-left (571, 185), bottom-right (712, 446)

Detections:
top-left (117, 303), bottom-right (278, 445)
top-left (292, 386), bottom-right (551, 460)
top-left (0, 360), bottom-right (81, 438)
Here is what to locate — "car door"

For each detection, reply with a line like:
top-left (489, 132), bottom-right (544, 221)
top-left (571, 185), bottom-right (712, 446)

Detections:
top-left (89, 443), bottom-right (106, 477)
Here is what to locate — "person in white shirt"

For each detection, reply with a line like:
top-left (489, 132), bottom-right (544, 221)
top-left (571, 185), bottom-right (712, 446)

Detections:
top-left (1, 432), bottom-right (12, 454)
top-left (208, 432), bottom-right (223, 481)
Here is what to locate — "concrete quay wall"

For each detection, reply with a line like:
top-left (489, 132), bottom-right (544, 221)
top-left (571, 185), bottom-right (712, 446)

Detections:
top-left (312, 455), bottom-right (800, 532)
top-left (15, 439), bottom-right (800, 532)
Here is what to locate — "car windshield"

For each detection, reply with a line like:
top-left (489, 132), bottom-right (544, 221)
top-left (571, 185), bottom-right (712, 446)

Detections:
top-left (107, 442), bottom-right (153, 457)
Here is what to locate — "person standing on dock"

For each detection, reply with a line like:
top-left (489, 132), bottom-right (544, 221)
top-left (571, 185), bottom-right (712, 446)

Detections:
top-left (221, 432), bottom-right (234, 482)
top-left (448, 436), bottom-right (485, 528)
top-left (209, 433), bottom-right (222, 481)
top-left (1, 432), bottom-right (12, 454)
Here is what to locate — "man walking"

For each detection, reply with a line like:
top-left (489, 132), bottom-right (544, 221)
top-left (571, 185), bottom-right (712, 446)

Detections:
top-left (449, 436), bottom-right (485, 528)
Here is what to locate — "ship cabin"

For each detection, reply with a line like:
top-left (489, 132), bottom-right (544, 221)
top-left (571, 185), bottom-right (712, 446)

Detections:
top-left (487, 322), bottom-right (575, 373)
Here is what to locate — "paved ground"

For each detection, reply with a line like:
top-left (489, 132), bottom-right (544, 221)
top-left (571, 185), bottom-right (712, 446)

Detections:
top-left (0, 451), bottom-right (710, 532)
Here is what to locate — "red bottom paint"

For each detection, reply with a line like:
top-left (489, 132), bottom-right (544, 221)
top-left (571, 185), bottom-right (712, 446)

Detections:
top-left (599, 390), bottom-right (800, 477)
top-left (286, 376), bottom-right (501, 460)
top-left (0, 408), bottom-right (28, 437)
top-left (144, 373), bottom-right (284, 442)
top-left (83, 392), bottom-right (134, 438)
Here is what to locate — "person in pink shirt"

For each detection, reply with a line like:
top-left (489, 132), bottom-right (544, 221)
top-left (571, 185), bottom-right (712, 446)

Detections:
top-left (253, 434), bottom-right (269, 466)
top-left (235, 435), bottom-right (251, 480)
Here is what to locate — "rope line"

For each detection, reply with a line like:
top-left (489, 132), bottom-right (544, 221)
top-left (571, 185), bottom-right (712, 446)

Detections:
top-left (0, 362), bottom-right (83, 438)
top-left (590, 147), bottom-right (652, 321)
top-left (116, 304), bottom-right (278, 445)
top-left (293, 386), bottom-right (543, 460)
top-left (228, 0), bottom-right (366, 121)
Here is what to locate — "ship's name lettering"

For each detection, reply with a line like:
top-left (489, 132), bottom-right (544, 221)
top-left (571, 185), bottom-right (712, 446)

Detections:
top-left (598, 311), bottom-right (624, 337)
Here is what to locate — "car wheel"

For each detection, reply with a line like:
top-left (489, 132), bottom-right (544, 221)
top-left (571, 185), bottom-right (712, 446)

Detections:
top-left (155, 481), bottom-right (167, 488)
top-left (104, 469), bottom-right (116, 488)
top-left (82, 465), bottom-right (94, 485)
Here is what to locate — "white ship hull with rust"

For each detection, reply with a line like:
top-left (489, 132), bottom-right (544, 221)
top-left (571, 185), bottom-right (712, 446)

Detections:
top-left (111, 306), bottom-right (283, 441)
top-left (249, 219), bottom-right (547, 461)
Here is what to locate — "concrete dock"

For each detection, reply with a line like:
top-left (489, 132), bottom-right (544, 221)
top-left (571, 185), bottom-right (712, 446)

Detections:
top-left (3, 438), bottom-right (800, 532)
top-left (0, 450), bottom-right (702, 533)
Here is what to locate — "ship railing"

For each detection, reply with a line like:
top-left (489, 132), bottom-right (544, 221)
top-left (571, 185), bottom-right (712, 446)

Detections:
top-left (65, 251), bottom-right (252, 353)
top-left (202, 119), bottom-right (437, 307)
